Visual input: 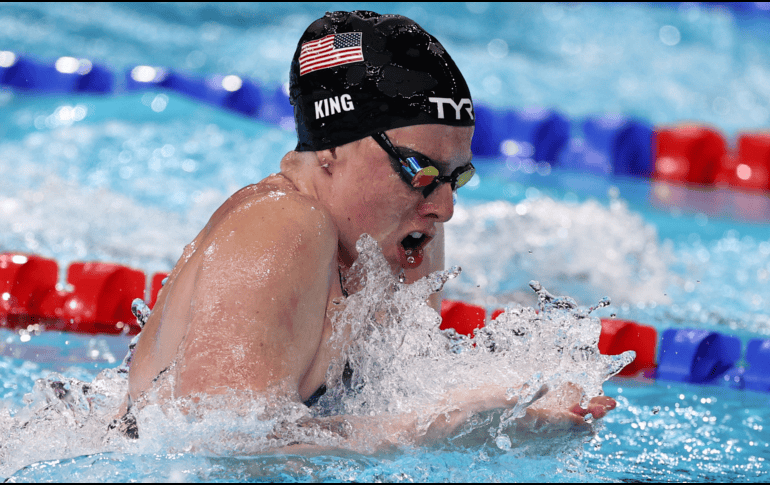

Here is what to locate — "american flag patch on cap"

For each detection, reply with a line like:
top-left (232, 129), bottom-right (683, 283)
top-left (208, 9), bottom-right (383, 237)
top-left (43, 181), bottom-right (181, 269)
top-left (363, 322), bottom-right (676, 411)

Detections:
top-left (299, 32), bottom-right (364, 76)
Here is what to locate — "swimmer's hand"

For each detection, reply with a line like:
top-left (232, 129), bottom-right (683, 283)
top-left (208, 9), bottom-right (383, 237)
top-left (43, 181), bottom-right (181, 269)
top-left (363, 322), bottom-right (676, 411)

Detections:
top-left (514, 383), bottom-right (616, 434)
top-left (516, 395), bottom-right (616, 433)
top-left (570, 395), bottom-right (617, 420)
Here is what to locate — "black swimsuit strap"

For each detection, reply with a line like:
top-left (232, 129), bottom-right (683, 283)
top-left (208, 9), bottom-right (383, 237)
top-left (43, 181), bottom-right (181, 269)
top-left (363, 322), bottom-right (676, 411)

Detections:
top-left (303, 361), bottom-right (354, 407)
top-left (338, 266), bottom-right (349, 298)
top-left (302, 383), bottom-right (328, 407)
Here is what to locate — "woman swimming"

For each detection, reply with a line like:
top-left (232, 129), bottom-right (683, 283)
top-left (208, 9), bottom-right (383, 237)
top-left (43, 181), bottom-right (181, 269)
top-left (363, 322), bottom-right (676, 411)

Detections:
top-left (123, 10), bottom-right (616, 449)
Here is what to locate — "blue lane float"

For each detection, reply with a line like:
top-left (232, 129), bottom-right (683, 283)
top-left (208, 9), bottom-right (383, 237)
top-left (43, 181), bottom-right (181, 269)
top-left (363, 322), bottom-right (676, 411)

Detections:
top-left (469, 104), bottom-right (505, 158)
top-left (125, 67), bottom-right (228, 104)
top-left (257, 84), bottom-right (293, 126)
top-left (0, 53), bottom-right (114, 94)
top-left (76, 62), bottom-right (114, 94)
top-left (220, 77), bottom-right (261, 117)
top-left (2, 55), bottom-right (76, 92)
top-left (471, 105), bottom-right (570, 163)
top-left (583, 116), bottom-right (653, 177)
top-left (515, 108), bottom-right (571, 164)
top-left (125, 66), bottom-right (263, 117)
top-left (557, 116), bottom-right (653, 176)
top-left (742, 339), bottom-right (770, 392)
top-left (124, 65), bottom-right (169, 91)
top-left (655, 329), bottom-right (741, 384)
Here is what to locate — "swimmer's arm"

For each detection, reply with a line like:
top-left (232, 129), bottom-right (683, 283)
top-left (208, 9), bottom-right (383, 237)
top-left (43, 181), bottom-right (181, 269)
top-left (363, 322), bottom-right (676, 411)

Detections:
top-left (272, 385), bottom-right (615, 454)
top-left (406, 384), bottom-right (615, 444)
top-left (174, 194), bottom-right (339, 399)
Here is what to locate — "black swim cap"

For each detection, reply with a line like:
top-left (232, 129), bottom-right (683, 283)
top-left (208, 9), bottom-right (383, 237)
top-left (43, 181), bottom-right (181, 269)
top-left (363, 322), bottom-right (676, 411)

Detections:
top-left (290, 11), bottom-right (474, 152)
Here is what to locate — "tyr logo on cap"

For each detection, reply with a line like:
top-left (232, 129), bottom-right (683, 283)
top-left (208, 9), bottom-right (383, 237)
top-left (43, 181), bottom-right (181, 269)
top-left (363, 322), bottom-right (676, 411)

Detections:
top-left (428, 97), bottom-right (474, 121)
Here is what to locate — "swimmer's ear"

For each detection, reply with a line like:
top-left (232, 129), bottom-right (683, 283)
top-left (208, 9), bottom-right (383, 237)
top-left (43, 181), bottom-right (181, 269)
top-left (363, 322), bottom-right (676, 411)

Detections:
top-left (316, 148), bottom-right (338, 173)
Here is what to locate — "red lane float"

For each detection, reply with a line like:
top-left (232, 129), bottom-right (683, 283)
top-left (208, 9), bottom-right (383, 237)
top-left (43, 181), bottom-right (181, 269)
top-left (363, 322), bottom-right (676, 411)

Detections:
top-left (0, 253), bottom-right (59, 328)
top-left (57, 262), bottom-right (145, 334)
top-left (653, 126), bottom-right (770, 193)
top-left (440, 300), bottom-right (486, 337)
top-left (1, 253), bottom-right (145, 335)
top-left (715, 133), bottom-right (770, 191)
top-left (653, 125), bottom-right (727, 185)
top-left (598, 318), bottom-right (658, 377)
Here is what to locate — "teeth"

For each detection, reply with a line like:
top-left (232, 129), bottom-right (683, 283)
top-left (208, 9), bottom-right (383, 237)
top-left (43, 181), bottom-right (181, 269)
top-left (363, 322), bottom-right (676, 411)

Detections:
top-left (409, 232), bottom-right (423, 238)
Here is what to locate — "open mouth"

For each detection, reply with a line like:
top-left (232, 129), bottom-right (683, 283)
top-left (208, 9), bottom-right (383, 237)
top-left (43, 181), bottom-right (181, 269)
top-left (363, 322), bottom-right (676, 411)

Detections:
top-left (398, 231), bottom-right (432, 270)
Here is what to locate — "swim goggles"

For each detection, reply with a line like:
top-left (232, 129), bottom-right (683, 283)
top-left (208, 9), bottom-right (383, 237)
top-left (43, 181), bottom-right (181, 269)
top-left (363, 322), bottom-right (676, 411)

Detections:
top-left (372, 131), bottom-right (475, 198)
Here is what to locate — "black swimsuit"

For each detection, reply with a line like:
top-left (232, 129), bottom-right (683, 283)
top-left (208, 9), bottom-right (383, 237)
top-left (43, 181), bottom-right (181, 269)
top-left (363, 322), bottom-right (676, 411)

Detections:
top-left (303, 361), bottom-right (353, 407)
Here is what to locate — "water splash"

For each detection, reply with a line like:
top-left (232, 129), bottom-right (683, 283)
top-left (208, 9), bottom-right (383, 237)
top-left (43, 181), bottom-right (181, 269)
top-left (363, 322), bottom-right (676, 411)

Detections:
top-left (0, 234), bottom-right (633, 477)
top-left (0, 368), bottom-right (128, 477)
top-left (316, 235), bottom-right (632, 444)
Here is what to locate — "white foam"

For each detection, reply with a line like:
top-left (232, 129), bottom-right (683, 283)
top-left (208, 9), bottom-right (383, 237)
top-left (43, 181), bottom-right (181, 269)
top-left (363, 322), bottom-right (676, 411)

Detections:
top-left (0, 173), bottom-right (220, 277)
top-left (444, 195), bottom-right (672, 307)
top-left (317, 236), bottom-right (630, 447)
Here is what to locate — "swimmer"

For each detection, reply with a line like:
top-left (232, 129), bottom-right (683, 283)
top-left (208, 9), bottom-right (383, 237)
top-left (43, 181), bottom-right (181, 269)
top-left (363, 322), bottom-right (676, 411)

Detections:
top-left (124, 10), bottom-right (616, 448)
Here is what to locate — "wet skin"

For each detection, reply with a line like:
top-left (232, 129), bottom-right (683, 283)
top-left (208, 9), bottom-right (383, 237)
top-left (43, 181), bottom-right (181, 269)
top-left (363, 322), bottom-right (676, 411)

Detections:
top-left (126, 123), bottom-right (615, 444)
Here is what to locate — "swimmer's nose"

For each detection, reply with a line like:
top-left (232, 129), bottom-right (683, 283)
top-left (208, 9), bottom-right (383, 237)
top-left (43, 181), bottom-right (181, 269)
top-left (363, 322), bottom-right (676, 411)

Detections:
top-left (417, 182), bottom-right (454, 222)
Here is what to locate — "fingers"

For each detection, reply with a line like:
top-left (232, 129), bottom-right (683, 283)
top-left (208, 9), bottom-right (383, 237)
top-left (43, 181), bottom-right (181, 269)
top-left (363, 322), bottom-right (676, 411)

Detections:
top-left (520, 395), bottom-right (618, 433)
top-left (570, 396), bottom-right (617, 420)
top-left (588, 396), bottom-right (616, 419)
top-left (569, 402), bottom-right (589, 417)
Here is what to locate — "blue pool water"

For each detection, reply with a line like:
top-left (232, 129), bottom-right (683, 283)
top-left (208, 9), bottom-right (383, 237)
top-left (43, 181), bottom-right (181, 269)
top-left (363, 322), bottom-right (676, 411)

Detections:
top-left (1, 2), bottom-right (770, 482)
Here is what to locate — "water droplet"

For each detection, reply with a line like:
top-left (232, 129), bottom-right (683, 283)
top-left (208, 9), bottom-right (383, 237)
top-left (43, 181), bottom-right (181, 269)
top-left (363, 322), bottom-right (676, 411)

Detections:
top-left (495, 434), bottom-right (512, 450)
top-left (130, 298), bottom-right (151, 328)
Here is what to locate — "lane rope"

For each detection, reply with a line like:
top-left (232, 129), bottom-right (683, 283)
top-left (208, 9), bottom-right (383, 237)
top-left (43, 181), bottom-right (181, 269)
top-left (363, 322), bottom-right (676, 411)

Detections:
top-left (1, 51), bottom-right (769, 193)
top-left (1, 252), bottom-right (768, 392)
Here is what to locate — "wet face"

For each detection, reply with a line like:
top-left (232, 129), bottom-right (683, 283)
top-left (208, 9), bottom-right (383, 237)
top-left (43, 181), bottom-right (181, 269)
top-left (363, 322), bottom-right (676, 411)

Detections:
top-left (322, 124), bottom-right (474, 272)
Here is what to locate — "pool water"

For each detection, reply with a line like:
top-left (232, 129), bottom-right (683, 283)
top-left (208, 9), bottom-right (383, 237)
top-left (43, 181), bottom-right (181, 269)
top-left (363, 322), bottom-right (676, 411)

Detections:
top-left (1, 2), bottom-right (770, 482)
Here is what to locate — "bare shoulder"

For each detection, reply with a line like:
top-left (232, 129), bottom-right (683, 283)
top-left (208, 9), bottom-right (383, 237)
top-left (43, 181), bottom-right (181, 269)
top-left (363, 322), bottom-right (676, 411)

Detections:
top-left (193, 173), bottom-right (339, 300)
top-left (129, 174), bottom-right (340, 401)
top-left (206, 174), bottom-right (337, 247)
top-left (172, 175), bottom-right (340, 397)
